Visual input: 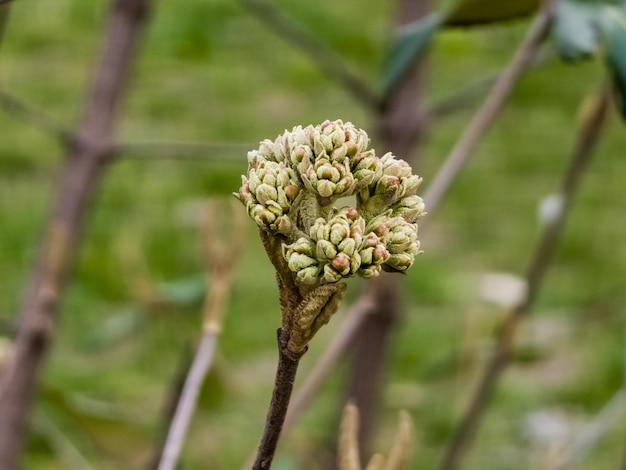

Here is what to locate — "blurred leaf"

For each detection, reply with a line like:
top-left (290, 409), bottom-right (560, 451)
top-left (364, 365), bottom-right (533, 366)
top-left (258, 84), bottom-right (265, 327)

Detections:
top-left (553, 1), bottom-right (600, 60)
top-left (82, 308), bottom-right (145, 352)
top-left (40, 385), bottom-right (148, 461)
top-left (445, 0), bottom-right (540, 26)
top-left (196, 367), bottom-right (227, 410)
top-left (382, 13), bottom-right (443, 99)
top-left (156, 274), bottom-right (206, 307)
top-left (600, 5), bottom-right (626, 118)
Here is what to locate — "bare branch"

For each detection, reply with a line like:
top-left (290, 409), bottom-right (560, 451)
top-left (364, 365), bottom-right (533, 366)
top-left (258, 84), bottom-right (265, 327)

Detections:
top-left (437, 83), bottom-right (612, 470)
top-left (428, 47), bottom-right (554, 122)
top-left (423, 2), bottom-right (556, 214)
top-left (0, 91), bottom-right (72, 143)
top-left (157, 200), bottom-right (245, 470)
top-left (117, 141), bottom-right (251, 161)
top-left (0, 0), bottom-right (151, 466)
top-left (237, 0), bottom-right (379, 110)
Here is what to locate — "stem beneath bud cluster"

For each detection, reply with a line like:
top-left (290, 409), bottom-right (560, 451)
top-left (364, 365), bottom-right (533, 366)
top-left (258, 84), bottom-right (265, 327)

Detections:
top-left (252, 329), bottom-right (306, 470)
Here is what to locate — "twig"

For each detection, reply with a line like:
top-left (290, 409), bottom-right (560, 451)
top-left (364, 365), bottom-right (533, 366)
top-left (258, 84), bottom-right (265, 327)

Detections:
top-left (0, 91), bottom-right (72, 144)
top-left (427, 47), bottom-right (554, 122)
top-left (550, 388), bottom-right (626, 470)
top-left (422, 1), bottom-right (556, 214)
top-left (117, 141), bottom-right (251, 161)
top-left (237, 0), bottom-right (379, 110)
top-left (253, 329), bottom-right (307, 470)
top-left (157, 200), bottom-right (245, 470)
top-left (283, 295), bottom-right (376, 432)
top-left (251, 229), bottom-right (347, 469)
top-left (437, 82), bottom-right (612, 470)
top-left (241, 294), bottom-right (377, 470)
top-left (0, 0), bottom-right (151, 466)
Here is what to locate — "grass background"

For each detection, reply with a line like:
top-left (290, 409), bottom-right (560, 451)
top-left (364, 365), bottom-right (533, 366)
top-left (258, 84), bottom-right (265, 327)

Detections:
top-left (1, 0), bottom-right (626, 468)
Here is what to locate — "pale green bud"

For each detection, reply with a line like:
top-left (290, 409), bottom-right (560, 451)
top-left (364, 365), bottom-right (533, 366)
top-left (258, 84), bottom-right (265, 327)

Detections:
top-left (390, 195), bottom-right (425, 223)
top-left (383, 252), bottom-right (415, 272)
top-left (316, 240), bottom-right (338, 260)
top-left (236, 159), bottom-right (302, 232)
top-left (256, 183), bottom-right (278, 205)
top-left (322, 264), bottom-right (343, 283)
top-left (386, 217), bottom-right (418, 254)
top-left (298, 265), bottom-right (323, 284)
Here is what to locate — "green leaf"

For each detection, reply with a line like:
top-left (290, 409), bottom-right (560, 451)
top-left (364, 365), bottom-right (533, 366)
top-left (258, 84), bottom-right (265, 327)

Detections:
top-left (81, 308), bottom-right (145, 352)
top-left (600, 5), bottom-right (626, 118)
top-left (382, 12), bottom-right (443, 99)
top-left (553, 1), bottom-right (600, 60)
top-left (445, 0), bottom-right (540, 26)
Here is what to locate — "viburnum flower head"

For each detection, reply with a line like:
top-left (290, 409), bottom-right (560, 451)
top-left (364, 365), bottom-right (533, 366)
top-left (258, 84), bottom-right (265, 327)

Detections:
top-left (235, 119), bottom-right (426, 285)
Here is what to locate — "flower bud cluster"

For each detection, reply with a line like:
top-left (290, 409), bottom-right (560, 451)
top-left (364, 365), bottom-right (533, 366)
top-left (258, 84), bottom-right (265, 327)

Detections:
top-left (235, 120), bottom-right (425, 284)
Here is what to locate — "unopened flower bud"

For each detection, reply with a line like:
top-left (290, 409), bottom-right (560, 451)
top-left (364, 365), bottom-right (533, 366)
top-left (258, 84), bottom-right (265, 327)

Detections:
top-left (390, 195), bottom-right (425, 223)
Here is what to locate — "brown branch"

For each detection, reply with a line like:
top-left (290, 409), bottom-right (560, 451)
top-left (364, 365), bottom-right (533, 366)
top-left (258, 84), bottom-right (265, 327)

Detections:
top-left (117, 141), bottom-right (251, 161)
top-left (437, 83), bottom-right (612, 470)
top-left (0, 91), bottom-right (72, 144)
top-left (341, 0), bottom-right (432, 459)
top-left (237, 0), bottom-right (379, 110)
top-left (422, 1), bottom-right (556, 214)
top-left (427, 47), bottom-right (554, 123)
top-left (0, 0), bottom-right (151, 466)
top-left (253, 328), bottom-right (306, 470)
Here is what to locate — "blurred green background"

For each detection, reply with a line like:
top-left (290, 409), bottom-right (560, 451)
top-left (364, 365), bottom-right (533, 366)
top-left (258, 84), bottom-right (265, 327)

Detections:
top-left (1, 0), bottom-right (626, 468)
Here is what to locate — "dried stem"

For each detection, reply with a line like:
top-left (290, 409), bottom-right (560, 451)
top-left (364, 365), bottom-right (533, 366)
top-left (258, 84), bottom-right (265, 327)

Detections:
top-left (0, 91), bottom-right (72, 143)
top-left (158, 334), bottom-right (218, 470)
top-left (423, 1), bottom-right (556, 213)
top-left (237, 0), bottom-right (379, 110)
top-left (0, 0), bottom-right (151, 466)
top-left (437, 83), bottom-right (612, 470)
top-left (158, 201), bottom-right (245, 470)
top-left (253, 328), bottom-right (306, 470)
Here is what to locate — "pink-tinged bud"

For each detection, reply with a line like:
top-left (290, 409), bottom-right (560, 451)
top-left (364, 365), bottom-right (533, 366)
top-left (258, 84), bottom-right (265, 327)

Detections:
top-left (284, 184), bottom-right (299, 201)
top-left (321, 120), bottom-right (333, 131)
top-left (331, 254), bottom-right (351, 275)
top-left (373, 245), bottom-right (389, 263)
top-left (343, 207), bottom-right (359, 221)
